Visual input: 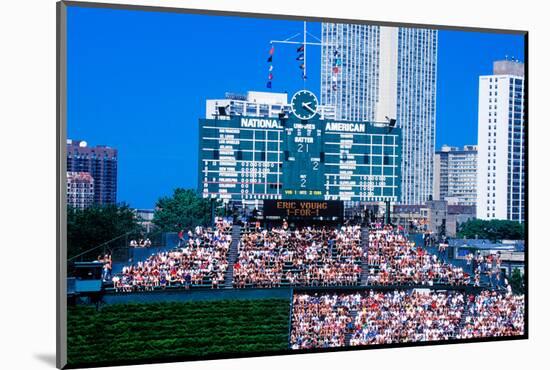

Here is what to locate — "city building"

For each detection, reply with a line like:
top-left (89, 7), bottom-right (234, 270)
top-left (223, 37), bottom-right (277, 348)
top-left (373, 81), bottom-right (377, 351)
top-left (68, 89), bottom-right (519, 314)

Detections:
top-left (134, 209), bottom-right (155, 233)
top-left (206, 91), bottom-right (336, 119)
top-left (392, 201), bottom-right (475, 237)
top-left (447, 204), bottom-right (476, 237)
top-left (321, 24), bottom-right (438, 205)
top-left (66, 171), bottom-right (94, 209)
top-left (67, 139), bottom-right (118, 205)
top-left (434, 145), bottom-right (478, 206)
top-left (477, 60), bottom-right (525, 222)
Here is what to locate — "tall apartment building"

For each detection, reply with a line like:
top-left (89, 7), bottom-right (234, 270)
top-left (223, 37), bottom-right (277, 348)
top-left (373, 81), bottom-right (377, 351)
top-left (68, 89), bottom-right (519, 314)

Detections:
top-left (321, 24), bottom-right (438, 205)
top-left (434, 145), bottom-right (478, 206)
top-left (206, 91), bottom-right (335, 119)
top-left (66, 171), bottom-right (95, 209)
top-left (67, 139), bottom-right (118, 205)
top-left (477, 60), bottom-right (525, 222)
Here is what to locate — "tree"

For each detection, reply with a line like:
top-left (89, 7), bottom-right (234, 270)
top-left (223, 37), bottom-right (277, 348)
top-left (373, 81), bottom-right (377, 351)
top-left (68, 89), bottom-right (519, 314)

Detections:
top-left (67, 203), bottom-right (142, 260)
top-left (457, 219), bottom-right (524, 241)
top-left (509, 268), bottom-right (525, 295)
top-left (153, 188), bottom-right (213, 231)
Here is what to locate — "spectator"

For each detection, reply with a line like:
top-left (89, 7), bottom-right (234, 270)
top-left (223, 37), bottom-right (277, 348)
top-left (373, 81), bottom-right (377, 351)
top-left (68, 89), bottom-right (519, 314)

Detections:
top-left (291, 289), bottom-right (524, 349)
top-left (113, 223), bottom-right (232, 291)
top-left (233, 225), bottom-right (363, 288)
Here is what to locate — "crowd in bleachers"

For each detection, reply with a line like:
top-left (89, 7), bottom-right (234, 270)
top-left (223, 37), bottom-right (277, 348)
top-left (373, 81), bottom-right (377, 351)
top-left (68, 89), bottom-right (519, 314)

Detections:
top-left (366, 225), bottom-right (469, 286)
top-left (233, 225), bottom-right (363, 288)
top-left (349, 290), bottom-right (464, 345)
top-left (290, 289), bottom-right (524, 349)
top-left (465, 251), bottom-right (504, 286)
top-left (458, 290), bottom-right (524, 338)
top-left (290, 293), bottom-right (357, 349)
top-left (112, 219), bottom-right (232, 291)
top-left (107, 219), bottom-right (519, 295)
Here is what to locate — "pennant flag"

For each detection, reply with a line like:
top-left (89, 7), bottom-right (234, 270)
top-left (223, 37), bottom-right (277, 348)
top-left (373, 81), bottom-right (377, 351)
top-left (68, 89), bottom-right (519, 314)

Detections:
top-left (297, 44), bottom-right (304, 52)
top-left (302, 72), bottom-right (307, 80)
top-left (267, 55), bottom-right (273, 63)
top-left (332, 75), bottom-right (338, 82)
top-left (299, 63), bottom-right (305, 70)
top-left (333, 49), bottom-right (340, 56)
top-left (269, 45), bottom-right (275, 55)
top-left (335, 58), bottom-right (342, 66)
top-left (296, 53), bottom-right (304, 61)
top-left (268, 73), bottom-right (273, 80)
top-left (269, 65), bottom-right (273, 72)
top-left (332, 66), bottom-right (339, 74)
top-left (266, 81), bottom-right (272, 88)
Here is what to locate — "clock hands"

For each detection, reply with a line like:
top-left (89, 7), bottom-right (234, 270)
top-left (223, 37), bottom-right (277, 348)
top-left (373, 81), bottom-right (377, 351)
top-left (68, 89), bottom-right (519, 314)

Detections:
top-left (302, 102), bottom-right (316, 114)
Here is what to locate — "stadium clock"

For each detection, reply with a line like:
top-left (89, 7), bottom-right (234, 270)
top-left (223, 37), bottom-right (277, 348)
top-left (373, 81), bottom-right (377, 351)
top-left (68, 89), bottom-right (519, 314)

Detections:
top-left (290, 90), bottom-right (319, 120)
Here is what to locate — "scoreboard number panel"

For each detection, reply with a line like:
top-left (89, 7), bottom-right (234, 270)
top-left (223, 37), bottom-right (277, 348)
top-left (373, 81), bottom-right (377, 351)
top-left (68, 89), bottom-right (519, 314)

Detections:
top-left (282, 119), bottom-right (323, 200)
top-left (198, 90), bottom-right (402, 203)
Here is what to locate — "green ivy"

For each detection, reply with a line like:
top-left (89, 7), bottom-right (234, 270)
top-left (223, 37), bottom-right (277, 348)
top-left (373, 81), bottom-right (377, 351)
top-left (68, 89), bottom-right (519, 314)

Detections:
top-left (67, 299), bottom-right (290, 366)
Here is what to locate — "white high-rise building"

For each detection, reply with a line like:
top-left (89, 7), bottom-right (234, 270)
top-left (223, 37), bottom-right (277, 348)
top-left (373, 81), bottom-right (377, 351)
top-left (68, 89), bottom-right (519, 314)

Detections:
top-left (477, 60), bottom-right (525, 222)
top-left (434, 145), bottom-right (478, 206)
top-left (321, 24), bottom-right (438, 205)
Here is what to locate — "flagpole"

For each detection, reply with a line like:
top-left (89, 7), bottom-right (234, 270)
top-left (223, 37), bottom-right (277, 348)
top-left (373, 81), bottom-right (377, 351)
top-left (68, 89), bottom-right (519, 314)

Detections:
top-left (303, 21), bottom-right (307, 88)
top-left (269, 23), bottom-right (334, 90)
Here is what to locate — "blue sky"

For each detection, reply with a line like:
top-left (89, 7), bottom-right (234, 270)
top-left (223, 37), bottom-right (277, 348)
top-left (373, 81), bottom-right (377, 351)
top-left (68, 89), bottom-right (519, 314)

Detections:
top-left (67, 6), bottom-right (525, 209)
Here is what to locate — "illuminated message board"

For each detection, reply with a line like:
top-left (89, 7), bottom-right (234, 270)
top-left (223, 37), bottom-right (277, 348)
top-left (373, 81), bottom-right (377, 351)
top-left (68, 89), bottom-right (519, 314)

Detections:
top-left (263, 200), bottom-right (343, 218)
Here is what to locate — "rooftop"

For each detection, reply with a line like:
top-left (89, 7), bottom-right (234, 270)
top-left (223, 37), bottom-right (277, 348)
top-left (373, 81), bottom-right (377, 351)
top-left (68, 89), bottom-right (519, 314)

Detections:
top-left (493, 60), bottom-right (524, 77)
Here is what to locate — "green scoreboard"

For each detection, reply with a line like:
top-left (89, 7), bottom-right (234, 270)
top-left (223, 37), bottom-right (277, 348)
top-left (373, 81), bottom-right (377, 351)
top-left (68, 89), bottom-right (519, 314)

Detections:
top-left (199, 90), bottom-right (401, 203)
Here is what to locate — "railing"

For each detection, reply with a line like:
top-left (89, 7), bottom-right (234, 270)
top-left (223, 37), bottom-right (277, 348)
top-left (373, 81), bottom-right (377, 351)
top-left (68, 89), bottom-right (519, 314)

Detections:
top-left (68, 228), bottom-right (172, 264)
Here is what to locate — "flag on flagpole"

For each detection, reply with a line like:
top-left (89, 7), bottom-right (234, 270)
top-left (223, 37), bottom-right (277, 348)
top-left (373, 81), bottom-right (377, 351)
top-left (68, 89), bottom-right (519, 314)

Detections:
top-left (269, 45), bottom-right (275, 55)
top-left (268, 73), bottom-right (273, 80)
top-left (266, 81), bottom-right (272, 88)
top-left (267, 55), bottom-right (273, 63)
top-left (297, 44), bottom-right (304, 52)
top-left (296, 53), bottom-right (304, 61)
top-left (299, 63), bottom-right (305, 69)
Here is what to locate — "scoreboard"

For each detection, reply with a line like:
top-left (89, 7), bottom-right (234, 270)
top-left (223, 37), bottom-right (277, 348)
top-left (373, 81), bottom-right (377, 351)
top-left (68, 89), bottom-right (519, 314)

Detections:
top-left (199, 90), bottom-right (401, 204)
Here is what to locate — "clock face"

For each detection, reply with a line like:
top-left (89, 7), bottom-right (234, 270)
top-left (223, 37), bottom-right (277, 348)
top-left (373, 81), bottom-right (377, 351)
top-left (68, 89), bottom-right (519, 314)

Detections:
top-left (290, 90), bottom-right (319, 120)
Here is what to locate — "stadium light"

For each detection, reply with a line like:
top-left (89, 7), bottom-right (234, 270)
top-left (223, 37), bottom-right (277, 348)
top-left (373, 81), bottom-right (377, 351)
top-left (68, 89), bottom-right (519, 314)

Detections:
top-left (217, 105), bottom-right (230, 116)
top-left (385, 116), bottom-right (397, 132)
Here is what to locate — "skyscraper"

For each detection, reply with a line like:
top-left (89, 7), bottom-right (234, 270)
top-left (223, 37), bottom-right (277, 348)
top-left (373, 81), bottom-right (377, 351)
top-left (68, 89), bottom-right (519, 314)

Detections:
top-left (477, 60), bottom-right (525, 222)
top-left (67, 139), bottom-right (118, 205)
top-left (66, 171), bottom-right (95, 209)
top-left (321, 24), bottom-right (438, 205)
top-left (434, 145), bottom-right (478, 206)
